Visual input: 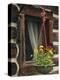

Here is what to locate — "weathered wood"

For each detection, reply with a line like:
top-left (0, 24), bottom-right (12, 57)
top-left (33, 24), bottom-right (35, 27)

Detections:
top-left (49, 20), bottom-right (53, 44)
top-left (18, 13), bottom-right (25, 75)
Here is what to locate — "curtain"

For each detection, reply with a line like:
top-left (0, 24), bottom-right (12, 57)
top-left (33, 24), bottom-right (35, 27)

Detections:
top-left (27, 21), bottom-right (38, 50)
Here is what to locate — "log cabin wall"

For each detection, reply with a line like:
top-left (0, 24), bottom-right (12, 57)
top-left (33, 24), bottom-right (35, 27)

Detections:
top-left (8, 4), bottom-right (58, 76)
top-left (8, 4), bottom-right (20, 76)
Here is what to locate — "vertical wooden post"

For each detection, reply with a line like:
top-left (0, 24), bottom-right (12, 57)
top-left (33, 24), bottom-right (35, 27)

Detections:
top-left (44, 19), bottom-right (53, 46)
top-left (49, 19), bottom-right (53, 45)
top-left (19, 13), bottom-right (25, 75)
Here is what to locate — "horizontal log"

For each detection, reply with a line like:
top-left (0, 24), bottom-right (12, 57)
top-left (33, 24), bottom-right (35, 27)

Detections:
top-left (8, 27), bottom-right (17, 40)
top-left (53, 41), bottom-right (59, 46)
top-left (53, 32), bottom-right (58, 41)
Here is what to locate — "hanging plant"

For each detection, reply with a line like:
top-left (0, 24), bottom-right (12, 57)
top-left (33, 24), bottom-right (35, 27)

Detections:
top-left (34, 45), bottom-right (55, 74)
top-left (33, 9), bottom-right (55, 74)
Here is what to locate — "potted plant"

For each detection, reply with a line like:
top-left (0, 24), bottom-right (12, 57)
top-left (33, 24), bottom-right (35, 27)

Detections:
top-left (34, 45), bottom-right (55, 74)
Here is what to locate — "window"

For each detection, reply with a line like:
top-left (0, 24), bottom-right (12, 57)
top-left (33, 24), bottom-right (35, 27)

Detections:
top-left (25, 16), bottom-right (43, 61)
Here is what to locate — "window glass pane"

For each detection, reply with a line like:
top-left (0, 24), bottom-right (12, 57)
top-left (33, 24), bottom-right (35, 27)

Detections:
top-left (25, 16), bottom-right (40, 61)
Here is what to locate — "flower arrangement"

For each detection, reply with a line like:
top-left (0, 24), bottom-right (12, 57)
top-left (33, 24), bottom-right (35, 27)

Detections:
top-left (34, 45), bottom-right (55, 73)
top-left (34, 45), bottom-right (54, 67)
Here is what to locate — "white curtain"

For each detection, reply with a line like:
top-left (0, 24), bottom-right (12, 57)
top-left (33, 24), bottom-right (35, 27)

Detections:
top-left (27, 21), bottom-right (46, 50)
top-left (27, 21), bottom-right (39, 50)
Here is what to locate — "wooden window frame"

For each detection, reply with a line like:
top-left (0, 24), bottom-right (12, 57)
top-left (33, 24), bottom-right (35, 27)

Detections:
top-left (19, 8), bottom-right (53, 67)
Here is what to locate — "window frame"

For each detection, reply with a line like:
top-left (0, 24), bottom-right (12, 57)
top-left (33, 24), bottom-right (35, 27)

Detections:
top-left (19, 10), bottom-right (53, 67)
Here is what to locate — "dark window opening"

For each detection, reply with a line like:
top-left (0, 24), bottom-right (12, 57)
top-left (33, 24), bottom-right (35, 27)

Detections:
top-left (25, 16), bottom-right (41, 61)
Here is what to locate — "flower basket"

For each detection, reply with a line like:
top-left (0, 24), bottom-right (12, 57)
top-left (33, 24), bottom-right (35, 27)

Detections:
top-left (35, 65), bottom-right (53, 74)
top-left (34, 45), bottom-right (55, 74)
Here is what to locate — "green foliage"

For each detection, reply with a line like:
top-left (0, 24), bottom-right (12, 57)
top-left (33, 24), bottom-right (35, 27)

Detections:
top-left (34, 51), bottom-right (54, 67)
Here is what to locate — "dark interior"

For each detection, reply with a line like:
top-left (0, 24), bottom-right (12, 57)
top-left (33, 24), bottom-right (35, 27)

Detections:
top-left (25, 16), bottom-right (40, 61)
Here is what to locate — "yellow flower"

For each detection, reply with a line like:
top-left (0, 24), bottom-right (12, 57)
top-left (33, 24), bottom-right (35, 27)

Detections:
top-left (39, 45), bottom-right (44, 49)
top-left (46, 46), bottom-right (53, 51)
top-left (38, 45), bottom-right (44, 53)
top-left (49, 50), bottom-right (53, 54)
top-left (34, 45), bottom-right (54, 55)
